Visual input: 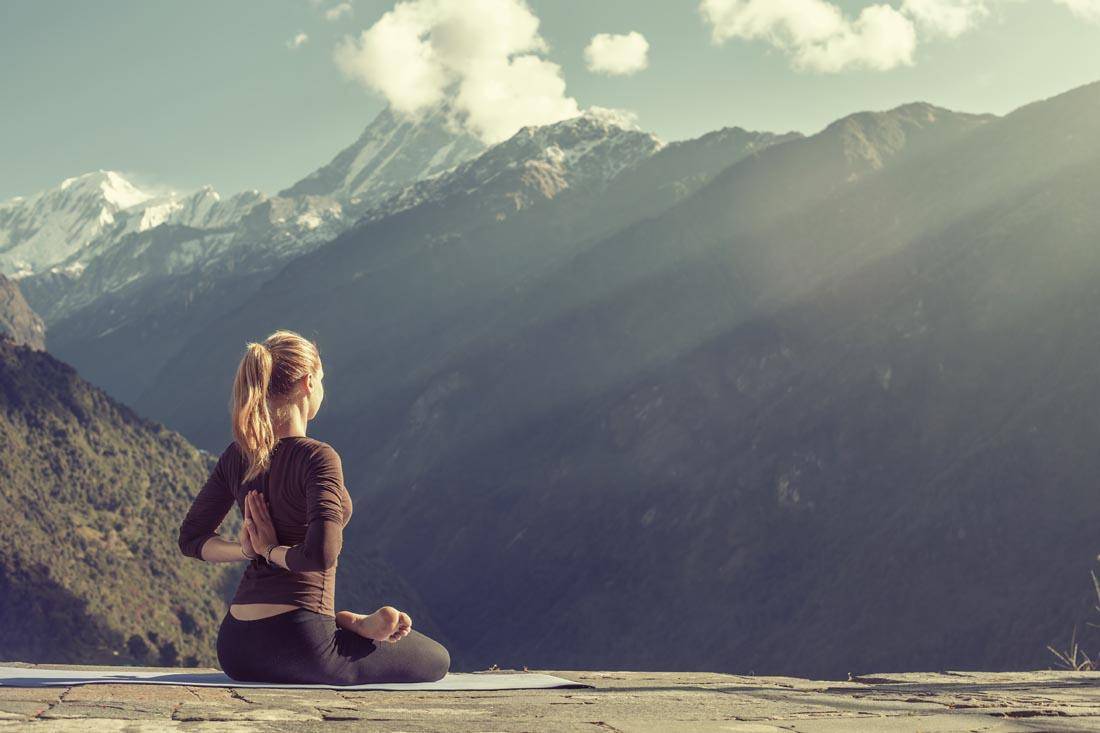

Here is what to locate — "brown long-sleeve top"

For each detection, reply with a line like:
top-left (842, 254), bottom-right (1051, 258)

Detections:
top-left (177, 436), bottom-right (353, 617)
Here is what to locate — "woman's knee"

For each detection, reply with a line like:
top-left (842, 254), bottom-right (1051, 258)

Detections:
top-left (429, 642), bottom-right (451, 682)
top-left (418, 633), bottom-right (451, 682)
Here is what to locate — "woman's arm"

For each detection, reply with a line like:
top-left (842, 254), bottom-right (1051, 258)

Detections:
top-left (178, 445), bottom-right (251, 564)
top-left (198, 536), bottom-right (253, 563)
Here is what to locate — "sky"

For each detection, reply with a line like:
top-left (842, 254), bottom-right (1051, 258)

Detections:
top-left (1, 0), bottom-right (1099, 201)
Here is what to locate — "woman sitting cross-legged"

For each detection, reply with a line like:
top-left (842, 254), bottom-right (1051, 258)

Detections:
top-left (177, 328), bottom-right (450, 685)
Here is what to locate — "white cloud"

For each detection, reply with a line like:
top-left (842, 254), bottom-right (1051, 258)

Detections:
top-left (700, 0), bottom-right (1100, 71)
top-left (1054, 0), bottom-right (1100, 22)
top-left (325, 2), bottom-right (353, 21)
top-left (583, 31), bottom-right (650, 76)
top-left (287, 32), bottom-right (310, 49)
top-left (901, 0), bottom-right (990, 37)
top-left (698, 0), bottom-right (916, 73)
top-left (333, 0), bottom-right (580, 144)
top-left (585, 105), bottom-right (643, 130)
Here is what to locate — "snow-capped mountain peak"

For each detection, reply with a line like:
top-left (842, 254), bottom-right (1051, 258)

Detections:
top-left (0, 169), bottom-right (276, 280)
top-left (57, 170), bottom-right (152, 210)
top-left (0, 170), bottom-right (155, 277)
top-left (577, 105), bottom-right (644, 132)
top-left (279, 102), bottom-right (488, 215)
top-left (53, 169), bottom-right (154, 215)
top-left (365, 107), bottom-right (666, 221)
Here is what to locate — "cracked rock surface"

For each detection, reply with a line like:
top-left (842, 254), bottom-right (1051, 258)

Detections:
top-left (2, 662), bottom-right (1100, 731)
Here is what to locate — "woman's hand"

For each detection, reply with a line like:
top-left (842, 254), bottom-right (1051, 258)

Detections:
top-left (239, 516), bottom-right (259, 560)
top-left (244, 489), bottom-right (279, 558)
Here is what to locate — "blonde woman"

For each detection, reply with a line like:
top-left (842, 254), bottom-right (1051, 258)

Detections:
top-left (178, 329), bottom-right (450, 684)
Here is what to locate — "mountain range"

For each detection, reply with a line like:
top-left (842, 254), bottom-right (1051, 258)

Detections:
top-left (3, 80), bottom-right (1099, 677)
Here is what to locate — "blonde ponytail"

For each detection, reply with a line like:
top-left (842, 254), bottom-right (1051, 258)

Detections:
top-left (229, 330), bottom-right (321, 483)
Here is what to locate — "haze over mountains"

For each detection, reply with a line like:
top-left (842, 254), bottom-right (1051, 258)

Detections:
top-left (3, 80), bottom-right (1099, 676)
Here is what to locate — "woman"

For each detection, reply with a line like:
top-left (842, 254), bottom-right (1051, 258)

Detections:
top-left (177, 329), bottom-right (450, 684)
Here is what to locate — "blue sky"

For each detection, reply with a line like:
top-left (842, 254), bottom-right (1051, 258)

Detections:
top-left (2, 0), bottom-right (1099, 201)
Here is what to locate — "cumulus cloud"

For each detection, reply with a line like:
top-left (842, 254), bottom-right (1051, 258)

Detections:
top-left (901, 0), bottom-right (990, 37)
top-left (287, 32), bottom-right (310, 49)
top-left (325, 2), bottom-right (353, 20)
top-left (584, 31), bottom-right (650, 76)
top-left (585, 106), bottom-right (643, 130)
top-left (1054, 0), bottom-right (1100, 22)
top-left (700, 0), bottom-right (1100, 71)
top-left (698, 0), bottom-right (917, 73)
top-left (333, 0), bottom-right (581, 144)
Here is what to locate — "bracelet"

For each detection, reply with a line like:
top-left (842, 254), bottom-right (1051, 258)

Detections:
top-left (242, 545), bottom-right (259, 560)
top-left (264, 543), bottom-right (279, 565)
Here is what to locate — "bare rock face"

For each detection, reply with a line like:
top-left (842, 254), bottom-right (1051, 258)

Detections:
top-left (0, 273), bottom-right (44, 350)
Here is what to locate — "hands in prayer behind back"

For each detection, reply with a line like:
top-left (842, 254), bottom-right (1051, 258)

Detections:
top-left (244, 487), bottom-right (413, 643)
top-left (239, 518), bottom-right (259, 559)
top-left (244, 489), bottom-right (279, 556)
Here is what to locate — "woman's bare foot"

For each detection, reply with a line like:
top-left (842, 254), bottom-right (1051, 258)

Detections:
top-left (337, 606), bottom-right (411, 643)
top-left (395, 610), bottom-right (412, 640)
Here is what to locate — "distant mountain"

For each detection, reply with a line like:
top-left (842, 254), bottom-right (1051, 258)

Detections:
top-left (0, 336), bottom-right (447, 667)
top-left (280, 102), bottom-right (487, 218)
top-left (362, 107), bottom-right (668, 223)
top-left (0, 171), bottom-right (152, 277)
top-left (4, 106), bottom-right (486, 288)
top-left (0, 273), bottom-right (44, 349)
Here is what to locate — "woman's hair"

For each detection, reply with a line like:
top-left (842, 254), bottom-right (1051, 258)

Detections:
top-left (230, 329), bottom-right (321, 483)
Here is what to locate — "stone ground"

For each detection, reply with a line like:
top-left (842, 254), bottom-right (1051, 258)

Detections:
top-left (2, 662), bottom-right (1100, 731)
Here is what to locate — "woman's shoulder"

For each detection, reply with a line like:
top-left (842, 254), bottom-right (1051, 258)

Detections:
top-left (284, 436), bottom-right (340, 460)
top-left (220, 440), bottom-right (242, 463)
top-left (221, 436), bottom-right (339, 464)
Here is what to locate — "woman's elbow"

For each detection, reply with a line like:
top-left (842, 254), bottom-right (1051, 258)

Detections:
top-left (287, 546), bottom-right (340, 572)
top-left (315, 532), bottom-right (343, 570)
top-left (177, 527), bottom-right (209, 560)
top-left (318, 546), bottom-right (340, 571)
top-left (177, 526), bottom-right (190, 557)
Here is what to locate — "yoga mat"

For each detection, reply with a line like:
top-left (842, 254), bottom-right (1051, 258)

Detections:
top-left (0, 665), bottom-right (591, 691)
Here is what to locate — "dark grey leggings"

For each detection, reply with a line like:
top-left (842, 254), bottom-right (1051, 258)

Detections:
top-left (216, 608), bottom-right (450, 685)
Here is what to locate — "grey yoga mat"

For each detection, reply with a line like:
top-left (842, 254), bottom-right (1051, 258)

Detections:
top-left (0, 664), bottom-right (591, 691)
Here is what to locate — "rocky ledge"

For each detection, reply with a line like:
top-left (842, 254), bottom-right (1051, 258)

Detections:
top-left (0, 662), bottom-right (1099, 731)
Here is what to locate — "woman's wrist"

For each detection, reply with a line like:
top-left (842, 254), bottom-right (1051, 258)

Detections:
top-left (202, 536), bottom-right (258, 563)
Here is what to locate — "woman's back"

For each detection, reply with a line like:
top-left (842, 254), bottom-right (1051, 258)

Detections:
top-left (178, 435), bottom-right (354, 616)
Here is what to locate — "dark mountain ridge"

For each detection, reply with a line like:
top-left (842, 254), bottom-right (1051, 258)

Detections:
top-left (0, 273), bottom-right (44, 349)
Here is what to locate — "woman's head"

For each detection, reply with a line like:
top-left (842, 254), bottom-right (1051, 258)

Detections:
top-left (230, 329), bottom-right (324, 483)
